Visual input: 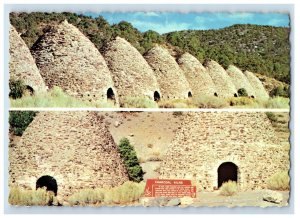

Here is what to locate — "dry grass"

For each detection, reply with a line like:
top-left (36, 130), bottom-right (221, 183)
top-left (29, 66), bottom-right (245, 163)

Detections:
top-left (10, 86), bottom-right (116, 108)
top-left (68, 181), bottom-right (145, 206)
top-left (219, 181), bottom-right (238, 196)
top-left (119, 96), bottom-right (158, 108)
top-left (9, 186), bottom-right (54, 206)
top-left (267, 171), bottom-right (290, 191)
top-left (68, 188), bottom-right (105, 206)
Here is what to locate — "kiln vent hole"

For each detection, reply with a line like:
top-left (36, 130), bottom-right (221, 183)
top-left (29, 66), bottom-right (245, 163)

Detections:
top-left (214, 92), bottom-right (218, 97)
top-left (154, 91), bottom-right (160, 101)
top-left (217, 162), bottom-right (238, 188)
top-left (107, 88), bottom-right (115, 102)
top-left (234, 93), bottom-right (238, 97)
top-left (24, 86), bottom-right (34, 96)
top-left (36, 175), bottom-right (58, 196)
top-left (188, 91), bottom-right (192, 98)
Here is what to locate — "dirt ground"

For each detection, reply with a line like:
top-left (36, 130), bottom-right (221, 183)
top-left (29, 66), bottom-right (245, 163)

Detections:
top-left (190, 190), bottom-right (289, 207)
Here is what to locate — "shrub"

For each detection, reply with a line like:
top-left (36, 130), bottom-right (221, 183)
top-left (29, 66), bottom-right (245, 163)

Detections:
top-left (270, 85), bottom-right (289, 98)
top-left (266, 112), bottom-right (278, 122)
top-left (219, 181), bottom-right (238, 196)
top-left (119, 96), bottom-right (158, 108)
top-left (118, 138), bottom-right (144, 182)
top-left (267, 171), bottom-right (290, 191)
top-left (192, 96), bottom-right (229, 108)
top-left (158, 99), bottom-right (191, 108)
top-left (9, 111), bottom-right (37, 136)
top-left (68, 181), bottom-right (145, 206)
top-left (9, 186), bottom-right (54, 206)
top-left (263, 97), bottom-right (289, 109)
top-left (9, 79), bottom-right (26, 99)
top-left (237, 88), bottom-right (248, 97)
top-left (68, 188), bottom-right (105, 206)
top-left (228, 97), bottom-right (257, 107)
top-left (103, 181), bottom-right (145, 204)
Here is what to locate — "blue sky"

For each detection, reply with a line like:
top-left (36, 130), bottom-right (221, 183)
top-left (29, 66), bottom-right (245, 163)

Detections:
top-left (84, 12), bottom-right (289, 34)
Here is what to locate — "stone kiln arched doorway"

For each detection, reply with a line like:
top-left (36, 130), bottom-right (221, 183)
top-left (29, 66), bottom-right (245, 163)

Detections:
top-left (154, 91), bottom-right (160, 101)
top-left (24, 85), bottom-right (34, 96)
top-left (36, 175), bottom-right (58, 196)
top-left (217, 162), bottom-right (238, 188)
top-left (107, 88), bottom-right (115, 102)
top-left (188, 91), bottom-right (192, 98)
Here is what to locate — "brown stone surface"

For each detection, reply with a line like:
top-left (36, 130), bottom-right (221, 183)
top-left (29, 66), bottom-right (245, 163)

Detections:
top-left (226, 65), bottom-right (256, 97)
top-left (177, 53), bottom-right (217, 97)
top-left (31, 20), bottom-right (118, 104)
top-left (245, 71), bottom-right (269, 100)
top-left (159, 112), bottom-right (290, 191)
top-left (204, 60), bottom-right (237, 98)
top-left (103, 37), bottom-right (161, 101)
top-left (9, 111), bottom-right (128, 198)
top-left (9, 25), bottom-right (47, 93)
top-left (144, 45), bottom-right (192, 99)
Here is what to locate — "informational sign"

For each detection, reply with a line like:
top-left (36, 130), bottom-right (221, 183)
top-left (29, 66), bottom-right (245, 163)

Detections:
top-left (144, 179), bottom-right (196, 198)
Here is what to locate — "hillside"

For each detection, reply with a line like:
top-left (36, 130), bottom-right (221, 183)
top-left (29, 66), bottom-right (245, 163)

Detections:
top-left (10, 12), bottom-right (290, 84)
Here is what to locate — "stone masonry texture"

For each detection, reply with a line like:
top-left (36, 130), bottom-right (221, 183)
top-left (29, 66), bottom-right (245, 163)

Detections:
top-left (9, 25), bottom-right (47, 93)
top-left (9, 111), bottom-right (129, 198)
top-left (31, 20), bottom-right (118, 104)
top-left (204, 60), bottom-right (238, 98)
top-left (226, 65), bottom-right (256, 98)
top-left (102, 36), bottom-right (161, 102)
top-left (244, 70), bottom-right (270, 100)
top-left (177, 52), bottom-right (217, 98)
top-left (144, 45), bottom-right (192, 100)
top-left (159, 112), bottom-right (289, 191)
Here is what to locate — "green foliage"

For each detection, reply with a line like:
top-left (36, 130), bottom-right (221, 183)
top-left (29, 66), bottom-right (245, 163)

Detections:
top-left (10, 12), bottom-right (290, 83)
top-left (118, 138), bottom-right (144, 182)
top-left (266, 112), bottom-right (278, 123)
top-left (270, 85), bottom-right (290, 98)
top-left (9, 79), bottom-right (26, 99)
top-left (237, 88), bottom-right (248, 97)
top-left (263, 97), bottom-right (289, 109)
top-left (9, 111), bottom-right (37, 136)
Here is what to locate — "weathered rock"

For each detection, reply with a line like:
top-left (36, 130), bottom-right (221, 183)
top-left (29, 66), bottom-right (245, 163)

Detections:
top-left (9, 25), bottom-right (47, 93)
top-left (226, 65), bottom-right (256, 98)
top-left (103, 36), bottom-right (161, 102)
top-left (159, 112), bottom-right (290, 191)
top-left (263, 190), bottom-right (283, 204)
top-left (177, 53), bottom-right (217, 98)
top-left (144, 45), bottom-right (192, 100)
top-left (180, 197), bottom-right (194, 205)
top-left (31, 20), bottom-right (118, 104)
top-left (244, 70), bottom-right (269, 100)
top-left (204, 59), bottom-right (237, 98)
top-left (114, 120), bottom-right (121, 127)
top-left (166, 198), bottom-right (181, 206)
top-left (9, 111), bottom-right (129, 199)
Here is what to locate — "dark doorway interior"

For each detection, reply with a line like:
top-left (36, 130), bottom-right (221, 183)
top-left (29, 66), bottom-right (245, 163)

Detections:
top-left (25, 86), bottom-right (34, 96)
top-left (234, 93), bottom-right (238, 97)
top-left (36, 175), bottom-right (58, 196)
top-left (217, 162), bottom-right (238, 188)
top-left (214, 92), bottom-right (218, 97)
top-left (107, 88), bottom-right (115, 101)
top-left (188, 91), bottom-right (192, 98)
top-left (154, 91), bottom-right (160, 101)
